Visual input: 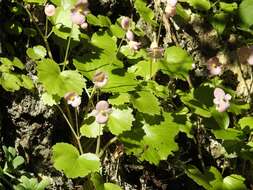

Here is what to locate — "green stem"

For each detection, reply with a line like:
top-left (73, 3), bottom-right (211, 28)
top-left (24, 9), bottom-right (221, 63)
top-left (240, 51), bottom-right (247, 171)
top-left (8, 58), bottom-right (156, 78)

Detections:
top-left (95, 124), bottom-right (101, 155)
top-left (19, 2), bottom-right (53, 59)
top-left (56, 105), bottom-right (83, 154)
top-left (99, 136), bottom-right (118, 158)
top-left (45, 17), bottom-right (48, 37)
top-left (75, 108), bottom-right (79, 136)
top-left (116, 35), bottom-right (125, 56)
top-left (63, 25), bottom-right (73, 70)
top-left (150, 59), bottom-right (153, 80)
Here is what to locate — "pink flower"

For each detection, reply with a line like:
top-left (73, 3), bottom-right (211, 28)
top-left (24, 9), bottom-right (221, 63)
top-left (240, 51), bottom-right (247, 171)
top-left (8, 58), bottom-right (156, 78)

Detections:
top-left (207, 57), bottom-right (222, 76)
top-left (71, 12), bottom-right (86, 25)
top-left (121, 16), bottom-right (130, 30)
top-left (126, 30), bottom-right (134, 41)
top-left (165, 4), bottom-right (176, 18)
top-left (92, 71), bottom-right (108, 88)
top-left (64, 92), bottom-right (81, 108)
top-left (91, 101), bottom-right (112, 124)
top-left (128, 40), bottom-right (141, 51)
top-left (71, 0), bottom-right (89, 26)
top-left (44, 4), bottom-right (56, 17)
top-left (213, 88), bottom-right (231, 112)
top-left (167, 0), bottom-right (178, 7)
top-left (247, 51), bottom-right (253, 65)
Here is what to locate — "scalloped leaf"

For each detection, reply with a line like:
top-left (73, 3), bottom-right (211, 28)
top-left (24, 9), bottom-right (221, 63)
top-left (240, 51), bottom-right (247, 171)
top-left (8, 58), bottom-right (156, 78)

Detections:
top-left (26, 45), bottom-right (47, 60)
top-left (161, 46), bottom-right (193, 80)
top-left (239, 0), bottom-right (253, 27)
top-left (52, 143), bottom-right (100, 178)
top-left (80, 116), bottom-right (103, 138)
top-left (134, 0), bottom-right (156, 25)
top-left (239, 116), bottom-right (253, 130)
top-left (107, 107), bottom-right (134, 135)
top-left (131, 90), bottom-right (160, 115)
top-left (37, 59), bottom-right (85, 97)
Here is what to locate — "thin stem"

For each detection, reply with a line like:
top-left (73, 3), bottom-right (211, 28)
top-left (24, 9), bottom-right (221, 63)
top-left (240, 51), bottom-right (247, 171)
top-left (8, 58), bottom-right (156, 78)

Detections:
top-left (19, 2), bottom-right (53, 59)
top-left (99, 136), bottom-right (118, 158)
top-left (63, 25), bottom-right (73, 71)
top-left (45, 17), bottom-right (48, 37)
top-left (237, 61), bottom-right (251, 102)
top-left (95, 124), bottom-right (101, 155)
top-left (150, 59), bottom-right (153, 80)
top-left (56, 105), bottom-right (83, 154)
top-left (75, 108), bottom-right (79, 136)
top-left (116, 35), bottom-right (125, 56)
top-left (64, 101), bottom-right (74, 127)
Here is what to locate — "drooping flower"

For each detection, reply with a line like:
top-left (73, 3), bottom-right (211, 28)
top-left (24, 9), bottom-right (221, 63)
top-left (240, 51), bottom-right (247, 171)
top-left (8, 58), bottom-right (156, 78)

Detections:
top-left (165, 4), bottom-right (176, 18)
top-left (126, 30), bottom-right (134, 41)
top-left (44, 4), bottom-right (56, 17)
top-left (71, 0), bottom-right (89, 26)
top-left (207, 57), bottom-right (222, 76)
top-left (213, 88), bottom-right (231, 112)
top-left (92, 71), bottom-right (108, 88)
top-left (167, 0), bottom-right (178, 6)
top-left (247, 51), bottom-right (253, 65)
top-left (121, 16), bottom-right (130, 30)
top-left (91, 100), bottom-right (112, 124)
top-left (64, 92), bottom-right (81, 108)
top-left (147, 41), bottom-right (164, 60)
top-left (128, 40), bottom-right (141, 51)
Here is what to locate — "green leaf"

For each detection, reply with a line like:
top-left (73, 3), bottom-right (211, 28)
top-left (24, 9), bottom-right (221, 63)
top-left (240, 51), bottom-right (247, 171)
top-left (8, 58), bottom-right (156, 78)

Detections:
top-left (221, 175), bottom-right (247, 190)
top-left (21, 75), bottom-right (34, 90)
top-left (134, 0), bottom-right (156, 25)
top-left (161, 46), bottom-right (193, 80)
top-left (0, 57), bottom-right (24, 69)
top-left (87, 14), bottom-right (111, 27)
top-left (52, 143), bottom-right (100, 178)
top-left (37, 59), bottom-right (85, 97)
top-left (128, 60), bottom-right (159, 80)
top-left (239, 0), bottom-right (253, 27)
top-left (211, 108), bottom-right (230, 129)
top-left (1, 73), bottom-right (21, 92)
top-left (12, 156), bottom-right (24, 169)
top-left (26, 45), bottom-right (47, 60)
top-left (228, 102), bottom-right (250, 115)
top-left (108, 108), bottom-right (134, 135)
top-left (239, 117), bottom-right (253, 130)
top-left (186, 165), bottom-right (222, 190)
top-left (80, 117), bottom-right (103, 138)
top-left (212, 128), bottom-right (244, 141)
top-left (91, 173), bottom-right (122, 190)
top-left (120, 112), bottom-right (180, 164)
top-left (41, 92), bottom-right (60, 106)
top-left (108, 93), bottom-right (130, 106)
top-left (187, 0), bottom-right (211, 11)
top-left (104, 183), bottom-right (122, 190)
top-left (220, 2), bottom-right (238, 13)
top-left (131, 90), bottom-right (160, 115)
top-left (209, 12), bottom-right (228, 35)
top-left (24, 0), bottom-right (44, 4)
top-left (110, 24), bottom-right (125, 38)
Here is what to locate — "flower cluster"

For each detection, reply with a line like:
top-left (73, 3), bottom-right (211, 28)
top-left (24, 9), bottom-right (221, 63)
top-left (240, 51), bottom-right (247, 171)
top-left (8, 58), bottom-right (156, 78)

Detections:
top-left (121, 16), bottom-right (141, 51)
top-left (71, 0), bottom-right (89, 29)
top-left (213, 88), bottom-right (231, 112)
top-left (206, 56), bottom-right (222, 76)
top-left (44, 4), bottom-right (56, 17)
top-left (64, 92), bottom-right (81, 108)
top-left (164, 0), bottom-right (178, 18)
top-left (91, 100), bottom-right (112, 124)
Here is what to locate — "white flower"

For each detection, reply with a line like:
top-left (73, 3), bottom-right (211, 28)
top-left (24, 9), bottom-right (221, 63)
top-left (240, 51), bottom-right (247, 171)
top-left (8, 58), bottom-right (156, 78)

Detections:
top-left (213, 88), bottom-right (231, 112)
top-left (91, 101), bottom-right (112, 124)
top-left (44, 4), bottom-right (56, 17)
top-left (64, 92), bottom-right (81, 108)
top-left (92, 71), bottom-right (108, 88)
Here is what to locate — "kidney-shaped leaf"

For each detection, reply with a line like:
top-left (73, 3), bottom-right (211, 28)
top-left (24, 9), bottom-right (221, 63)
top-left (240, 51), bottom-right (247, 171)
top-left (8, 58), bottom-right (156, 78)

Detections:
top-left (37, 59), bottom-right (85, 97)
top-left (52, 143), bottom-right (100, 178)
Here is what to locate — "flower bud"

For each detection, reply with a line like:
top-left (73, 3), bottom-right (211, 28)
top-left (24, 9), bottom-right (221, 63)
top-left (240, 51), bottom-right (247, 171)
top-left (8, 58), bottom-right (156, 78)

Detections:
top-left (165, 4), bottom-right (176, 18)
top-left (71, 12), bottom-right (85, 25)
top-left (93, 71), bottom-right (108, 88)
top-left (44, 4), bottom-right (56, 17)
top-left (126, 30), bottom-right (134, 41)
top-left (121, 16), bottom-right (130, 30)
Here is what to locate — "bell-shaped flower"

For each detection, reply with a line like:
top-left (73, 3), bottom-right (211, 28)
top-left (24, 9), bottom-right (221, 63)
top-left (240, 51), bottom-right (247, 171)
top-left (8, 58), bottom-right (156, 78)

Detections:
top-left (207, 57), bottom-right (222, 76)
top-left (91, 101), bottom-right (112, 124)
top-left (92, 71), bottom-right (108, 88)
top-left (44, 4), bottom-right (56, 17)
top-left (71, 0), bottom-right (89, 26)
top-left (213, 88), bottom-right (231, 112)
top-left (247, 51), bottom-right (253, 65)
top-left (121, 16), bottom-right (130, 30)
top-left (128, 40), bottom-right (141, 51)
top-left (167, 0), bottom-right (178, 6)
top-left (64, 92), bottom-right (81, 108)
top-left (126, 30), bottom-right (134, 41)
top-left (147, 41), bottom-right (164, 60)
